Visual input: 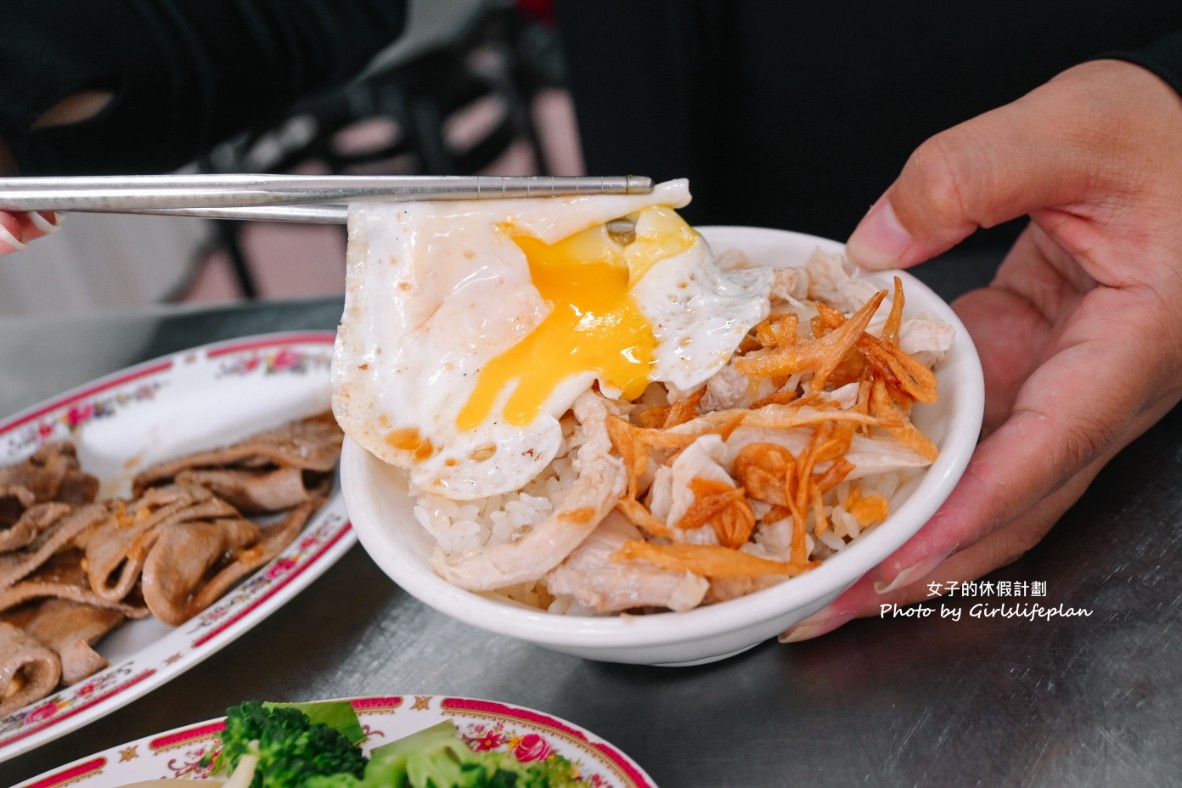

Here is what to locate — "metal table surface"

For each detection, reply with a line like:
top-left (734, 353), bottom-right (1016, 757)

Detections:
top-left (4, 287), bottom-right (1182, 787)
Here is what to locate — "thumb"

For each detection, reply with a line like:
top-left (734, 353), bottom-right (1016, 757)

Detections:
top-left (845, 62), bottom-right (1129, 270)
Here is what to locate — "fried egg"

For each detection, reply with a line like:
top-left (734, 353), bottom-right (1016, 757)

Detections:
top-left (332, 180), bottom-right (773, 499)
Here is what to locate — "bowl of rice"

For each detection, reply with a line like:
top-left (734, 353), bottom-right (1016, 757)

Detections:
top-left (340, 226), bottom-right (984, 666)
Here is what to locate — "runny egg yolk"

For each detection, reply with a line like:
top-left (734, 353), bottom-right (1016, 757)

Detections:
top-left (456, 205), bottom-right (696, 430)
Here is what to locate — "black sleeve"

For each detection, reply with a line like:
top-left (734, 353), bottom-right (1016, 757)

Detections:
top-left (1103, 29), bottom-right (1182, 98)
top-left (556, 1), bottom-right (1182, 242)
top-left (0, 0), bottom-right (407, 175)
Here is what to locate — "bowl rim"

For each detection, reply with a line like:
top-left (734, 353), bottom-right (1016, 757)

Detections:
top-left (343, 225), bottom-right (985, 649)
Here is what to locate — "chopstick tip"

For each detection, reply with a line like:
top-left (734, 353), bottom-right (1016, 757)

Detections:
top-left (626, 175), bottom-right (654, 194)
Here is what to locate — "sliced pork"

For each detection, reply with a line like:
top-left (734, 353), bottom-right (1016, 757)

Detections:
top-left (173, 466), bottom-right (325, 514)
top-left (0, 500), bottom-right (71, 554)
top-left (0, 503), bottom-right (105, 590)
top-left (0, 549), bottom-right (148, 619)
top-left (84, 486), bottom-right (238, 603)
top-left (0, 412), bottom-right (341, 718)
top-left (0, 485), bottom-right (34, 529)
top-left (0, 622), bottom-right (61, 716)
top-left (141, 498), bottom-right (320, 626)
top-left (131, 412), bottom-right (342, 512)
top-left (20, 599), bottom-right (125, 685)
top-left (0, 442), bottom-right (99, 506)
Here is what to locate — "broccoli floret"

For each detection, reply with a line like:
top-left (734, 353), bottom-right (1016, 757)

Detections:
top-left (373, 720), bottom-right (478, 786)
top-left (448, 748), bottom-right (582, 787)
top-left (212, 700), bottom-right (368, 787)
top-left (306, 721), bottom-right (581, 788)
top-left (213, 704), bottom-right (580, 788)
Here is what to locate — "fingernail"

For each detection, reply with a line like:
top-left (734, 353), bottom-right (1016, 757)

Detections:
top-left (0, 222), bottom-right (27, 252)
top-left (846, 198), bottom-right (911, 270)
top-left (873, 553), bottom-right (947, 595)
top-left (779, 613), bottom-right (845, 643)
top-left (28, 211), bottom-right (63, 234)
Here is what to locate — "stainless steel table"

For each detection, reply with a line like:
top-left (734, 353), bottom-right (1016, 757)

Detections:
top-left (5, 290), bottom-right (1182, 787)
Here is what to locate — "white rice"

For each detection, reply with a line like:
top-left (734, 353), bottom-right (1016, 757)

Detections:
top-left (411, 415), bottom-right (584, 554)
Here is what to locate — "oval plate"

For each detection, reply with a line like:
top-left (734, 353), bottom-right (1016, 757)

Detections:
top-left (15, 694), bottom-right (657, 787)
top-left (0, 332), bottom-right (355, 762)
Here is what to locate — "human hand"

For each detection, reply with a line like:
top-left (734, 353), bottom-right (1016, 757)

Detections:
top-left (783, 59), bottom-right (1182, 641)
top-left (0, 135), bottom-right (63, 254)
top-left (1, 211), bottom-right (63, 255)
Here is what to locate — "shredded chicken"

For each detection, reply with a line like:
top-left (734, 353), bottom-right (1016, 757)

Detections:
top-left (424, 247), bottom-right (948, 615)
top-left (647, 435), bottom-right (732, 545)
top-left (545, 512), bottom-right (708, 613)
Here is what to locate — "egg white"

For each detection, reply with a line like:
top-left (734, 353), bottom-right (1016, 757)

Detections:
top-left (332, 180), bottom-right (772, 500)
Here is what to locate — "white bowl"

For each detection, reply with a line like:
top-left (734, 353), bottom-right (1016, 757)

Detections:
top-left (341, 226), bottom-right (984, 666)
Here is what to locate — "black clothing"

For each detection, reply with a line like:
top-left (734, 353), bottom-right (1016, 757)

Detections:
top-left (0, 0), bottom-right (406, 175)
top-left (555, 2), bottom-right (1182, 249)
top-left (3, 0), bottom-right (1180, 249)
top-left (1108, 28), bottom-right (1182, 97)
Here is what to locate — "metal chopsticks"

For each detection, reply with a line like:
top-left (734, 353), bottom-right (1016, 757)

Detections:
top-left (0, 175), bottom-right (653, 222)
top-left (111, 204), bottom-right (353, 224)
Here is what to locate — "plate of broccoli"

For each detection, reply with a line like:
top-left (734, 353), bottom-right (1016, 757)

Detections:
top-left (17, 695), bottom-right (656, 787)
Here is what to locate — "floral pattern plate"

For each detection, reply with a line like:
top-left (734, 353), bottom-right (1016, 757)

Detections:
top-left (16, 694), bottom-right (657, 787)
top-left (0, 332), bottom-right (355, 763)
